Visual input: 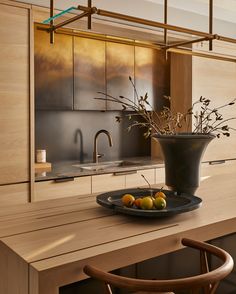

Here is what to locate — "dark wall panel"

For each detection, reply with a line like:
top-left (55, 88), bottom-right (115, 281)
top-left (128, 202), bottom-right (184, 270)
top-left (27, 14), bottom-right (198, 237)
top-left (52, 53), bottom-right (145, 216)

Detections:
top-left (74, 37), bottom-right (106, 110)
top-left (135, 47), bottom-right (170, 110)
top-left (34, 28), bottom-right (73, 110)
top-left (35, 110), bottom-right (150, 163)
top-left (106, 42), bottom-right (134, 110)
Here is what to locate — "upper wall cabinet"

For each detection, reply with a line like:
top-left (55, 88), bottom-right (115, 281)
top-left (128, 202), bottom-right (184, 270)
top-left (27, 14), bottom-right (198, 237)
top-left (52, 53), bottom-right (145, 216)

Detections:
top-left (34, 29), bottom-right (169, 111)
top-left (35, 27), bottom-right (73, 110)
top-left (106, 42), bottom-right (134, 110)
top-left (74, 37), bottom-right (106, 110)
top-left (0, 3), bottom-right (30, 185)
top-left (135, 47), bottom-right (170, 110)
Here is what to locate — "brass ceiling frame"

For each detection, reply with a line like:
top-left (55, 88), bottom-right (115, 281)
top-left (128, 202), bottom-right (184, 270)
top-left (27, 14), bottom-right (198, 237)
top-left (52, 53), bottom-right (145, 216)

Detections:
top-left (45, 0), bottom-right (236, 62)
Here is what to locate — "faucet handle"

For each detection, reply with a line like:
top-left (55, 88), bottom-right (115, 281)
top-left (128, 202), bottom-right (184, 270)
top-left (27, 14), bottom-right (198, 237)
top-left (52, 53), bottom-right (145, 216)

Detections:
top-left (97, 153), bottom-right (104, 159)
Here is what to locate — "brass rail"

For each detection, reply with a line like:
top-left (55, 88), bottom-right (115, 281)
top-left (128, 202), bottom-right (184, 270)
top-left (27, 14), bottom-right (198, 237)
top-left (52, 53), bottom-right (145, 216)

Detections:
top-left (164, 0), bottom-right (168, 45)
top-left (163, 35), bottom-right (218, 50)
top-left (45, 1), bottom-right (236, 62)
top-left (209, 0), bottom-right (213, 50)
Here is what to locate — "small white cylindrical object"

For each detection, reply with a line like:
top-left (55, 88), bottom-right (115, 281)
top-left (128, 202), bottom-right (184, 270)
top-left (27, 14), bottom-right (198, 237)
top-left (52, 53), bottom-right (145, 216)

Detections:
top-left (36, 149), bottom-right (46, 163)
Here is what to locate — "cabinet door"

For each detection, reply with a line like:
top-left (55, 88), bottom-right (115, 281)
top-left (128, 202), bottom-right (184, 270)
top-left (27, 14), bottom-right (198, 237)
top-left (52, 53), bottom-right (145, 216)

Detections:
top-left (0, 183), bottom-right (29, 206)
top-left (135, 47), bottom-right (170, 110)
top-left (34, 26), bottom-right (73, 110)
top-left (74, 37), bottom-right (106, 110)
top-left (192, 41), bottom-right (236, 161)
top-left (106, 42), bottom-right (134, 110)
top-left (125, 169), bottom-right (155, 189)
top-left (0, 4), bottom-right (30, 184)
top-left (92, 173), bottom-right (125, 193)
top-left (34, 176), bottom-right (91, 201)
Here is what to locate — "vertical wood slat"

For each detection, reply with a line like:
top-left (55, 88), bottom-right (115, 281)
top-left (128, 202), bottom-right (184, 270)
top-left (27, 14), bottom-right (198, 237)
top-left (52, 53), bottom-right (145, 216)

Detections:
top-left (29, 6), bottom-right (35, 201)
top-left (0, 3), bottom-right (30, 185)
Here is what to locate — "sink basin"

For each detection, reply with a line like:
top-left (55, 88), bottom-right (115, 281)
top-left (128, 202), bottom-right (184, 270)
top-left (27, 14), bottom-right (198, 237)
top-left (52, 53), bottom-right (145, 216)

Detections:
top-left (72, 160), bottom-right (142, 172)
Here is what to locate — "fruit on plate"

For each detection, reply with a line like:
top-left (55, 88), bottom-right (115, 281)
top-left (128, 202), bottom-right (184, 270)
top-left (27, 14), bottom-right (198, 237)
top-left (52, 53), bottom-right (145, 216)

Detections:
top-left (154, 188), bottom-right (166, 199)
top-left (134, 198), bottom-right (142, 208)
top-left (121, 191), bottom-right (167, 210)
top-left (140, 196), bottom-right (154, 210)
top-left (121, 194), bottom-right (135, 207)
top-left (153, 196), bottom-right (166, 210)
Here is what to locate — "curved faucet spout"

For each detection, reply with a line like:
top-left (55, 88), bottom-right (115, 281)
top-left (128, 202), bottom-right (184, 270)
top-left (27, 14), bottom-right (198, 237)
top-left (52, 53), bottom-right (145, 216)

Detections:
top-left (93, 130), bottom-right (113, 163)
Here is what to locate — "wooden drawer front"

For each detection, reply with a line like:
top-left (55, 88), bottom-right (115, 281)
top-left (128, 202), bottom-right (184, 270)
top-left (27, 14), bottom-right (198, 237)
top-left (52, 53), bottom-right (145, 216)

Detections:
top-left (125, 169), bottom-right (155, 189)
top-left (0, 183), bottom-right (29, 206)
top-left (92, 174), bottom-right (125, 194)
top-left (156, 167), bottom-right (165, 185)
top-left (34, 176), bottom-right (91, 202)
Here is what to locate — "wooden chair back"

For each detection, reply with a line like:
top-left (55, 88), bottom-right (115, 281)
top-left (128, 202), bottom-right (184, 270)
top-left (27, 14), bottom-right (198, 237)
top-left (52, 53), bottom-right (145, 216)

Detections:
top-left (84, 238), bottom-right (234, 294)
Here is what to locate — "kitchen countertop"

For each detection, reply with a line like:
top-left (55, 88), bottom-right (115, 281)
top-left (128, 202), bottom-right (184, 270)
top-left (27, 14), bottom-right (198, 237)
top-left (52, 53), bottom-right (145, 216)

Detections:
top-left (35, 157), bottom-right (164, 181)
top-left (1, 162), bottom-right (236, 294)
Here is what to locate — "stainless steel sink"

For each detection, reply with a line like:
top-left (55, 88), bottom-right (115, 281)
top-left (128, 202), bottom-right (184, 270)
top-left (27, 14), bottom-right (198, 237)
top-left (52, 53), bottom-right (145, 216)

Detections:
top-left (72, 160), bottom-right (142, 171)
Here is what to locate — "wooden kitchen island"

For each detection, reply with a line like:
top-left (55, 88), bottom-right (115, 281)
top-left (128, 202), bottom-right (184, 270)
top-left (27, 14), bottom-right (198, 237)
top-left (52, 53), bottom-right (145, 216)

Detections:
top-left (0, 162), bottom-right (236, 294)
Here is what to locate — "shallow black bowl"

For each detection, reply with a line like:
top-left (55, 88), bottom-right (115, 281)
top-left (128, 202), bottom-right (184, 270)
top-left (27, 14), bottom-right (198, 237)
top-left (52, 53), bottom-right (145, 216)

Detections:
top-left (96, 188), bottom-right (202, 217)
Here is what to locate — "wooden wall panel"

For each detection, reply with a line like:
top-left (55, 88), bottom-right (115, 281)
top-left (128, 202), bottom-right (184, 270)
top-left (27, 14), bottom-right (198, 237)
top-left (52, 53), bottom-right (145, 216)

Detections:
top-left (151, 52), bottom-right (192, 160)
top-left (192, 41), bottom-right (236, 161)
top-left (0, 4), bottom-right (30, 184)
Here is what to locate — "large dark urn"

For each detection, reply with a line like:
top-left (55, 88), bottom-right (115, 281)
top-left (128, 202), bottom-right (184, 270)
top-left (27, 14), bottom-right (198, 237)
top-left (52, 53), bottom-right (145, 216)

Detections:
top-left (153, 133), bottom-right (215, 195)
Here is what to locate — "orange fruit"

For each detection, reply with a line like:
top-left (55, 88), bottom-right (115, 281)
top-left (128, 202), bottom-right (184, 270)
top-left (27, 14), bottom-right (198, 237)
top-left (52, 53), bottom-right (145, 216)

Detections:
top-left (140, 196), bottom-right (153, 210)
top-left (121, 194), bottom-right (135, 207)
top-left (154, 191), bottom-right (166, 199)
top-left (153, 197), bottom-right (166, 210)
top-left (134, 198), bottom-right (142, 208)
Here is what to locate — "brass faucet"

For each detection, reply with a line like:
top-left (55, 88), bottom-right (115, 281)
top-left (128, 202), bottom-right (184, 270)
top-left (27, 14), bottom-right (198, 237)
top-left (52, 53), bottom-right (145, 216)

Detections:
top-left (93, 130), bottom-right (113, 163)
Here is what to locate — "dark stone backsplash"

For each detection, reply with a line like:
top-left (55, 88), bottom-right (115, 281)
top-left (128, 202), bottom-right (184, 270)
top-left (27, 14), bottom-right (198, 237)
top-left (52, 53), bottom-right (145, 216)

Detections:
top-left (35, 110), bottom-right (150, 163)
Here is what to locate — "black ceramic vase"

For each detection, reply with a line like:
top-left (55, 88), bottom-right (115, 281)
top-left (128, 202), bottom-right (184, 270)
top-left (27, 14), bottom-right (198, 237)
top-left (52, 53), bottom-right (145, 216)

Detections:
top-left (153, 133), bottom-right (215, 195)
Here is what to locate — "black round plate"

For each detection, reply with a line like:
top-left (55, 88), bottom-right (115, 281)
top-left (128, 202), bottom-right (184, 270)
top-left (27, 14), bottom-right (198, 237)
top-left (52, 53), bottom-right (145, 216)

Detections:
top-left (96, 188), bottom-right (202, 217)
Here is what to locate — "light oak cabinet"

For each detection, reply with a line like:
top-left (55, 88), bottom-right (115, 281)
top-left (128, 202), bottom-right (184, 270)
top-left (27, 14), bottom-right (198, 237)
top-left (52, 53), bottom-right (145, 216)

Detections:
top-left (92, 173), bottom-right (126, 194)
top-left (192, 41), bottom-right (236, 161)
top-left (0, 183), bottom-right (29, 206)
top-left (0, 2), bottom-right (30, 185)
top-left (92, 168), bottom-right (156, 194)
top-left (34, 176), bottom-right (92, 202)
top-left (125, 169), bottom-right (155, 189)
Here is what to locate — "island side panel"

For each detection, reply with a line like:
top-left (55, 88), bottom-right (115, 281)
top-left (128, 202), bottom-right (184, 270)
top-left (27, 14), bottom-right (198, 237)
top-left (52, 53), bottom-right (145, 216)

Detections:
top-left (0, 241), bottom-right (28, 294)
top-left (30, 265), bottom-right (59, 294)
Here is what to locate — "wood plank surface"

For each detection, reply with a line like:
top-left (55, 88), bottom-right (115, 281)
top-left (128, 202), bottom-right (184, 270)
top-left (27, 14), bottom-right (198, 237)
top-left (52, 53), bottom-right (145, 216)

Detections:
top-left (0, 162), bottom-right (235, 294)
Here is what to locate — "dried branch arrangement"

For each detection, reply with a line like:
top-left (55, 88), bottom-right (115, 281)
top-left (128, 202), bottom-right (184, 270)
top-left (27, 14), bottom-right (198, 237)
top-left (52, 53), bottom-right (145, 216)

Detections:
top-left (95, 77), bottom-right (236, 138)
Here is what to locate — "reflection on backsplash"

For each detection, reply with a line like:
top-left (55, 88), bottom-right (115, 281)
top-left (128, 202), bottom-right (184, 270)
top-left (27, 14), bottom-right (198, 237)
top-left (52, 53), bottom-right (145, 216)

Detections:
top-left (35, 110), bottom-right (150, 163)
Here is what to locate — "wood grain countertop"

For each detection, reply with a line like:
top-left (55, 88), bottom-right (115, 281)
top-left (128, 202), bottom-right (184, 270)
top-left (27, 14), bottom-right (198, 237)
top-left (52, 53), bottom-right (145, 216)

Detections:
top-left (0, 161), bottom-right (236, 294)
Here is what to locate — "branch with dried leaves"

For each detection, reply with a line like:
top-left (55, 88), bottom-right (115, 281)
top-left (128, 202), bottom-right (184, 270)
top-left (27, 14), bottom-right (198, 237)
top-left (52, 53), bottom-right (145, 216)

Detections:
top-left (95, 76), bottom-right (236, 138)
